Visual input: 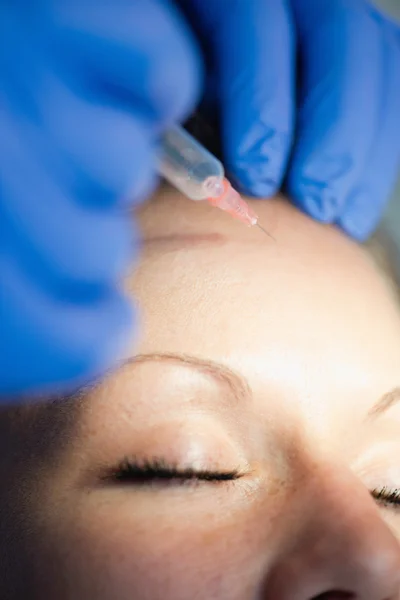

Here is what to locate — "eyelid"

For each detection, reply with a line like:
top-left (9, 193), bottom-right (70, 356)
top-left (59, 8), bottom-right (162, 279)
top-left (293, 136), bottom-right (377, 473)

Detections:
top-left (101, 414), bottom-right (252, 472)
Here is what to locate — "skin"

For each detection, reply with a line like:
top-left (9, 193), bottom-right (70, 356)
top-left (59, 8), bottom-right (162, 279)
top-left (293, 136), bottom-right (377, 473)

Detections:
top-left (1, 190), bottom-right (400, 599)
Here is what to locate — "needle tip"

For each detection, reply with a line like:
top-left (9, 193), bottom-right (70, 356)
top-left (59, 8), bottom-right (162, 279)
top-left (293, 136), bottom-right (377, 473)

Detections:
top-left (255, 222), bottom-right (275, 241)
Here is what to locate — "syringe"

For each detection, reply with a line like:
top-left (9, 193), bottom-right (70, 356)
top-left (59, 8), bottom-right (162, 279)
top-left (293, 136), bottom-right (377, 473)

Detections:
top-left (158, 124), bottom-right (272, 237)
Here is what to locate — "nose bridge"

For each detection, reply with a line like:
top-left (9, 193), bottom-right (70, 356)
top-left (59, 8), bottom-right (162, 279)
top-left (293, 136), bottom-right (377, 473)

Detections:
top-left (265, 463), bottom-right (400, 599)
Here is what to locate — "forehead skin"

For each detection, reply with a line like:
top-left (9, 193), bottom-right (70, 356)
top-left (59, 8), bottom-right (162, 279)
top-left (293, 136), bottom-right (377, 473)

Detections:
top-left (128, 190), bottom-right (400, 437)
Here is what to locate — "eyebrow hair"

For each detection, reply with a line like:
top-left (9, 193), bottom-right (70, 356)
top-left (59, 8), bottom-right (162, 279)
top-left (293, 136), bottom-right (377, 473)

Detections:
top-left (122, 352), bottom-right (252, 404)
top-left (37, 357), bottom-right (398, 426)
top-left (367, 387), bottom-right (400, 420)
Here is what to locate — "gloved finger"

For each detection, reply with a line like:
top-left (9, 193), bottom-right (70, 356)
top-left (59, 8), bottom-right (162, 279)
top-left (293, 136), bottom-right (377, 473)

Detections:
top-left (287, 0), bottom-right (384, 223)
top-left (176, 0), bottom-right (294, 197)
top-left (0, 0), bottom-right (203, 287)
top-left (336, 20), bottom-right (400, 241)
top-left (3, 0), bottom-right (202, 206)
top-left (40, 79), bottom-right (158, 207)
top-left (0, 0), bottom-right (203, 400)
top-left (47, 0), bottom-right (202, 129)
top-left (0, 253), bottom-right (134, 397)
top-left (1, 103), bottom-right (141, 287)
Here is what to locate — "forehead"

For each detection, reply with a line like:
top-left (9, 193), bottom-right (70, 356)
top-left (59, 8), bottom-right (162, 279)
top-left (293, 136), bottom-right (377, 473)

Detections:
top-left (128, 195), bottom-right (400, 423)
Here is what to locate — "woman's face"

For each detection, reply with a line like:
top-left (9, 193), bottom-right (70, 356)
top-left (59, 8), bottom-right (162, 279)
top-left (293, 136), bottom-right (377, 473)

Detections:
top-left (6, 192), bottom-right (400, 599)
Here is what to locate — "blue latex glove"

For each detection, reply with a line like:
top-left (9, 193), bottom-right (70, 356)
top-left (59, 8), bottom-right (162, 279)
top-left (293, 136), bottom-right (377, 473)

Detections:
top-left (0, 0), bottom-right (201, 399)
top-left (2, 0), bottom-right (399, 401)
top-left (178, 0), bottom-right (400, 241)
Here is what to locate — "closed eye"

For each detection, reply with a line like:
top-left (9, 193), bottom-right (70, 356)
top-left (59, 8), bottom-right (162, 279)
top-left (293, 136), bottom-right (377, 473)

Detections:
top-left (102, 457), bottom-right (243, 486)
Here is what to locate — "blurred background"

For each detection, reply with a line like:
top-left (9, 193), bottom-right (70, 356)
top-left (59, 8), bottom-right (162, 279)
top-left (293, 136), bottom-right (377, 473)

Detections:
top-left (374, 0), bottom-right (400, 250)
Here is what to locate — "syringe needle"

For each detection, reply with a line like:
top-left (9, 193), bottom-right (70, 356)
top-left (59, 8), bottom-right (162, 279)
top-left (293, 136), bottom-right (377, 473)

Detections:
top-left (255, 221), bottom-right (275, 241)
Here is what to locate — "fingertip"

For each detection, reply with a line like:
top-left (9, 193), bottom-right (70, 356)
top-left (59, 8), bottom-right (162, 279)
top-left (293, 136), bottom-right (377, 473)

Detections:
top-left (336, 219), bottom-right (374, 243)
top-left (286, 150), bottom-right (356, 223)
top-left (227, 128), bottom-right (291, 198)
top-left (288, 182), bottom-right (346, 224)
top-left (335, 188), bottom-right (391, 242)
top-left (230, 163), bottom-right (280, 198)
top-left (286, 145), bottom-right (366, 225)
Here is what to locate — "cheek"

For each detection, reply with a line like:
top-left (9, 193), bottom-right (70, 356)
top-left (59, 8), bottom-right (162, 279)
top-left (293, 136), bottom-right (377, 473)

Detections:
top-left (46, 499), bottom-right (277, 600)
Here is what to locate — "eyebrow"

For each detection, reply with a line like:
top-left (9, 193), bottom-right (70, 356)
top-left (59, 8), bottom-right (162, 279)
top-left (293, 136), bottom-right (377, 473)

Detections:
top-left (122, 352), bottom-right (252, 404)
top-left (75, 357), bottom-right (400, 423)
top-left (367, 387), bottom-right (400, 420)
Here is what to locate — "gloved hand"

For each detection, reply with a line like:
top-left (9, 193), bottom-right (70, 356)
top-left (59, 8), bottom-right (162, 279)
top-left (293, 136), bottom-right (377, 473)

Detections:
top-left (177, 0), bottom-right (400, 241)
top-left (0, 0), bottom-right (201, 399)
top-left (2, 0), bottom-right (399, 401)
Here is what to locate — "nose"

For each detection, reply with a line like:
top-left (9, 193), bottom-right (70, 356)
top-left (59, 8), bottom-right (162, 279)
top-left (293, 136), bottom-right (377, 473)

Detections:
top-left (264, 466), bottom-right (400, 600)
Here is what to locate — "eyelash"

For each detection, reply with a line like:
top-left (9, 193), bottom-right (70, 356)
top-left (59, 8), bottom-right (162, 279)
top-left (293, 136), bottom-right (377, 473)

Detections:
top-left (103, 460), bottom-right (400, 512)
top-left (104, 457), bottom-right (242, 486)
top-left (372, 487), bottom-right (400, 511)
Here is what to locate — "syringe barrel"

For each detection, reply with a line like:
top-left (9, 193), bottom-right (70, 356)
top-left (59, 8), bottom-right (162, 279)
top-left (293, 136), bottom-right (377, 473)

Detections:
top-left (158, 125), bottom-right (225, 200)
